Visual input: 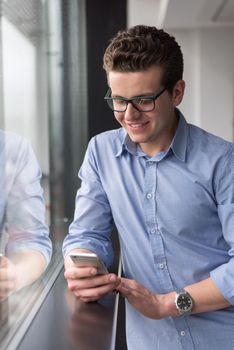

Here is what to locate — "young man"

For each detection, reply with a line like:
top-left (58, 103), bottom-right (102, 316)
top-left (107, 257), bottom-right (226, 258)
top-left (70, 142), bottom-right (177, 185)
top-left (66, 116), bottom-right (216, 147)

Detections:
top-left (63, 25), bottom-right (234, 349)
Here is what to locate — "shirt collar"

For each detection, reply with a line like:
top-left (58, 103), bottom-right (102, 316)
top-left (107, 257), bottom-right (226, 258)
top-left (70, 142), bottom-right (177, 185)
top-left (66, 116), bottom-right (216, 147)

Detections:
top-left (115, 129), bottom-right (137, 157)
top-left (115, 109), bottom-right (189, 161)
top-left (170, 109), bottom-right (188, 162)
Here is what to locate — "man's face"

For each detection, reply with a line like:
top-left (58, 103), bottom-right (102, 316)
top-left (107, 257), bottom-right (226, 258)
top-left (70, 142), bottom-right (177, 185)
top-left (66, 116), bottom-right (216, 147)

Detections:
top-left (108, 66), bottom-right (184, 156)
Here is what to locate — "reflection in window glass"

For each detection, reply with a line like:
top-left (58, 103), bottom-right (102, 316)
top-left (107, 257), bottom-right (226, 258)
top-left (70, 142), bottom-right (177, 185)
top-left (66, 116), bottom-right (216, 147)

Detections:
top-left (1, 8), bottom-right (50, 223)
top-left (0, 0), bottom-right (88, 348)
top-left (0, 1), bottom-right (53, 348)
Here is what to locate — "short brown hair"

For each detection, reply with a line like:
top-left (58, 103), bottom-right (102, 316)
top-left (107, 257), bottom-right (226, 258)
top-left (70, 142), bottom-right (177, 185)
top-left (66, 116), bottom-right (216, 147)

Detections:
top-left (103, 25), bottom-right (183, 91)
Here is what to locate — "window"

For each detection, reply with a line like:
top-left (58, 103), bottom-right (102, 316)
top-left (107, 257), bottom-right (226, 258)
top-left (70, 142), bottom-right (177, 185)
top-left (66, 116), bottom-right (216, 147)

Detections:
top-left (0, 0), bottom-right (87, 348)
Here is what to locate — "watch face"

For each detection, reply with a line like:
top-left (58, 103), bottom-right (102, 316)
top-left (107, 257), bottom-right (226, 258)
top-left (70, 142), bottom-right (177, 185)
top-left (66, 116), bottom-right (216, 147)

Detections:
top-left (177, 294), bottom-right (193, 312)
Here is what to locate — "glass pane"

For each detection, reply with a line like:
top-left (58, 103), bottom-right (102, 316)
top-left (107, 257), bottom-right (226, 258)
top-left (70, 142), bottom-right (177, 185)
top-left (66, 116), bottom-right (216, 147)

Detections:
top-left (0, 0), bottom-right (59, 348)
top-left (0, 0), bottom-right (88, 347)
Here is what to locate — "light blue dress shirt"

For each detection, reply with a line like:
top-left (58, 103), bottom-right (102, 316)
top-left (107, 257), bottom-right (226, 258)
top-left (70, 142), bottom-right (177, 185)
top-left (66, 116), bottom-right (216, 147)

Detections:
top-left (0, 130), bottom-right (52, 264)
top-left (63, 110), bottom-right (234, 350)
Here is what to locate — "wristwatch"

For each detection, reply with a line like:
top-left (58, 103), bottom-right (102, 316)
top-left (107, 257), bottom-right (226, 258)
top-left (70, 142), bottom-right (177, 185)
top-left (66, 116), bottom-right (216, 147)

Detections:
top-left (175, 289), bottom-right (193, 315)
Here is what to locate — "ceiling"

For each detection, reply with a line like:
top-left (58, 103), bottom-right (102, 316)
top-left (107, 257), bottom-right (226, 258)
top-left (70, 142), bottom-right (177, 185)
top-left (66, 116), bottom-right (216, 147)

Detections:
top-left (2, 0), bottom-right (43, 45)
top-left (128, 0), bottom-right (234, 29)
top-left (164, 0), bottom-right (234, 28)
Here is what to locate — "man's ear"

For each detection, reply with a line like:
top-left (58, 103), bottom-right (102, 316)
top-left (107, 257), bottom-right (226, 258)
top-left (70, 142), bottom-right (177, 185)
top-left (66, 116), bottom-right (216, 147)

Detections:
top-left (172, 80), bottom-right (185, 107)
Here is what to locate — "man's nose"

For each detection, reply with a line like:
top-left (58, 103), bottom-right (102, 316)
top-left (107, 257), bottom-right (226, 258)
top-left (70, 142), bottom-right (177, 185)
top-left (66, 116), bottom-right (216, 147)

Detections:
top-left (124, 102), bottom-right (140, 121)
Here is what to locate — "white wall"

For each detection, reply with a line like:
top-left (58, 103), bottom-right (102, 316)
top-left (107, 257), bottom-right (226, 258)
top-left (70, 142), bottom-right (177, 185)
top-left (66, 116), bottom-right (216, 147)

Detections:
top-left (200, 27), bottom-right (234, 141)
top-left (128, 0), bottom-right (168, 28)
top-left (167, 26), bottom-right (234, 142)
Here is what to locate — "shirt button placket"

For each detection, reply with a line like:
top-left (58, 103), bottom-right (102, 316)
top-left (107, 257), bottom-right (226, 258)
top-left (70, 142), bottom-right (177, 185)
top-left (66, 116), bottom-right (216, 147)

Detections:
top-left (145, 160), bottom-right (171, 292)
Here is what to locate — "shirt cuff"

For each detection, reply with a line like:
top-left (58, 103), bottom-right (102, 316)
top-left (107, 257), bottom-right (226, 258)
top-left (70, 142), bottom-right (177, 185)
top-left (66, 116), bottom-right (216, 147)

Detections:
top-left (210, 262), bottom-right (234, 305)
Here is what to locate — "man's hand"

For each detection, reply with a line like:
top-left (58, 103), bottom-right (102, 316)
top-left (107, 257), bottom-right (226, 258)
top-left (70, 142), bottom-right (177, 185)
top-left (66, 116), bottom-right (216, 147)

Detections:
top-left (103, 275), bottom-right (232, 319)
top-left (0, 251), bottom-right (47, 301)
top-left (64, 249), bottom-right (121, 303)
top-left (0, 256), bottom-right (18, 300)
top-left (116, 278), bottom-right (177, 319)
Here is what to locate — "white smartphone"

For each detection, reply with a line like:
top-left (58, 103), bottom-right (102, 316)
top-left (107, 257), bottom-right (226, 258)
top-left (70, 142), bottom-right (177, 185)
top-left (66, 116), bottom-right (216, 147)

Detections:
top-left (69, 252), bottom-right (108, 275)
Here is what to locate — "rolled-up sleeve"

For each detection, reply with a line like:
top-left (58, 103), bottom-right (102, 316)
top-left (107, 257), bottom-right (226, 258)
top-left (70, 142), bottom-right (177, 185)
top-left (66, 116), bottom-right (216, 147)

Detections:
top-left (62, 137), bottom-right (114, 267)
top-left (210, 145), bottom-right (234, 304)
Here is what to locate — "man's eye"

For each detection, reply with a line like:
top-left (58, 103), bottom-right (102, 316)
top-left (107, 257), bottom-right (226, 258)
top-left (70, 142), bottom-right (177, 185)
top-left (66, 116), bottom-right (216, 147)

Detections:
top-left (137, 98), bottom-right (152, 105)
top-left (113, 99), bottom-right (126, 106)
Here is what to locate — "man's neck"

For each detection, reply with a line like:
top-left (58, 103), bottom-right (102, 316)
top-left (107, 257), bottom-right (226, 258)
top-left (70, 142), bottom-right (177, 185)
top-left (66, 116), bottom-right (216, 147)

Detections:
top-left (139, 113), bottom-right (179, 157)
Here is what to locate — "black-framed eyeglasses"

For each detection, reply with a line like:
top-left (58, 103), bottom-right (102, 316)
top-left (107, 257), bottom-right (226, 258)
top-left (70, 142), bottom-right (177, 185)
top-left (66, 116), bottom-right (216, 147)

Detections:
top-left (104, 86), bottom-right (167, 112)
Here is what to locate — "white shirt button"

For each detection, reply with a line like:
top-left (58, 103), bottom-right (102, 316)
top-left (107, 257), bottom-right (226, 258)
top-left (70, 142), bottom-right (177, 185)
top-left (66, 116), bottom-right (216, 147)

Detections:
top-left (146, 193), bottom-right (152, 199)
top-left (180, 331), bottom-right (186, 337)
top-left (159, 263), bottom-right (165, 269)
top-left (150, 228), bottom-right (156, 234)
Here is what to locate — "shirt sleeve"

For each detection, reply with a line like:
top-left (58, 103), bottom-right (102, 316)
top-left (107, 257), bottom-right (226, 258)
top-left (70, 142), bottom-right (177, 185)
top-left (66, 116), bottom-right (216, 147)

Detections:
top-left (4, 136), bottom-right (52, 265)
top-left (62, 137), bottom-right (115, 267)
top-left (210, 143), bottom-right (234, 305)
